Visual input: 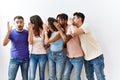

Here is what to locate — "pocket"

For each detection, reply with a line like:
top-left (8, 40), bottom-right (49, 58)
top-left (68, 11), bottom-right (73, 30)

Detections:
top-left (57, 51), bottom-right (66, 59)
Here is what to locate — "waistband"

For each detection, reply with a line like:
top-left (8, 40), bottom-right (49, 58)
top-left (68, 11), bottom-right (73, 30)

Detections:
top-left (51, 50), bottom-right (63, 54)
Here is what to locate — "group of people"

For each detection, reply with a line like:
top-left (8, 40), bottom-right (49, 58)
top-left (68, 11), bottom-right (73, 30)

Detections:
top-left (3, 12), bottom-right (106, 80)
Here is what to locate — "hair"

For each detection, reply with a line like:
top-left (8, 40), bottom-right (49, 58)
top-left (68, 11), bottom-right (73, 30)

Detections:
top-left (47, 17), bottom-right (58, 31)
top-left (73, 12), bottom-right (85, 23)
top-left (56, 13), bottom-right (68, 21)
top-left (47, 17), bottom-right (58, 38)
top-left (30, 15), bottom-right (43, 36)
top-left (14, 16), bottom-right (24, 21)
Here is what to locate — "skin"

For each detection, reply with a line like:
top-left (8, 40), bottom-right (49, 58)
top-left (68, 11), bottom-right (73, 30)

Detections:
top-left (3, 18), bottom-right (24, 46)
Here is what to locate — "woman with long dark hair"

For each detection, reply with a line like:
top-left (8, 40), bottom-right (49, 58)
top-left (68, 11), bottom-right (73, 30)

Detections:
top-left (43, 17), bottom-right (66, 80)
top-left (28, 15), bottom-right (47, 80)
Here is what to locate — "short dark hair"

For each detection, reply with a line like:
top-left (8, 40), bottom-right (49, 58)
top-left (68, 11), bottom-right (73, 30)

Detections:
top-left (73, 12), bottom-right (85, 22)
top-left (14, 16), bottom-right (24, 21)
top-left (56, 13), bottom-right (68, 21)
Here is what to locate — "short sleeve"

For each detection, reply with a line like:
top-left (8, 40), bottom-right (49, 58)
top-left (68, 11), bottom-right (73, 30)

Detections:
top-left (80, 23), bottom-right (89, 34)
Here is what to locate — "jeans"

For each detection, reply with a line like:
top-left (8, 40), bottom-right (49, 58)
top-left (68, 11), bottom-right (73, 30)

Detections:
top-left (8, 58), bottom-right (29, 80)
top-left (84, 54), bottom-right (105, 80)
top-left (28, 54), bottom-right (47, 80)
top-left (64, 56), bottom-right (83, 80)
top-left (48, 50), bottom-right (66, 80)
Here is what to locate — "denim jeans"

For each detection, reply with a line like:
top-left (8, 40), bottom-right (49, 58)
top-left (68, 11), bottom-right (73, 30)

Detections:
top-left (84, 54), bottom-right (105, 80)
top-left (64, 56), bottom-right (83, 80)
top-left (8, 58), bottom-right (29, 80)
top-left (48, 50), bottom-right (66, 80)
top-left (28, 54), bottom-right (47, 80)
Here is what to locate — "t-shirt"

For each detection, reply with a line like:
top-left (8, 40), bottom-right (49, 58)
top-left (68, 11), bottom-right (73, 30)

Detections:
top-left (71, 23), bottom-right (102, 60)
top-left (9, 29), bottom-right (29, 59)
top-left (31, 31), bottom-right (46, 54)
top-left (66, 25), bottom-right (83, 58)
top-left (50, 32), bottom-right (64, 51)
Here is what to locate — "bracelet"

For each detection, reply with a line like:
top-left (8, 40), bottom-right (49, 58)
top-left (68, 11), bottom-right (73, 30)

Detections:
top-left (44, 31), bottom-right (48, 34)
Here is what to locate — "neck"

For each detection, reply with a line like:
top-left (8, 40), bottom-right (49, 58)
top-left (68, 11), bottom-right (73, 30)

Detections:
top-left (77, 22), bottom-right (83, 28)
top-left (16, 29), bottom-right (24, 32)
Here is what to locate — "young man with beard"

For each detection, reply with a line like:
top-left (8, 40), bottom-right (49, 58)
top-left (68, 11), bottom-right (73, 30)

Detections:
top-left (3, 16), bottom-right (29, 80)
top-left (70, 12), bottom-right (106, 80)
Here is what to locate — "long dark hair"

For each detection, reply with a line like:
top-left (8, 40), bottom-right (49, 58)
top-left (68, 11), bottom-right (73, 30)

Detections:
top-left (48, 17), bottom-right (58, 31)
top-left (30, 15), bottom-right (43, 36)
top-left (47, 17), bottom-right (58, 37)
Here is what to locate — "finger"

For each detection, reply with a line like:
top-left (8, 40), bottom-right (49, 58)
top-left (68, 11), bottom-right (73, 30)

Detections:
top-left (7, 21), bottom-right (9, 27)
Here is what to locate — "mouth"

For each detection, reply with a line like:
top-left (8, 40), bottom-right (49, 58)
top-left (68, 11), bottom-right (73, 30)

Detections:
top-left (18, 26), bottom-right (22, 28)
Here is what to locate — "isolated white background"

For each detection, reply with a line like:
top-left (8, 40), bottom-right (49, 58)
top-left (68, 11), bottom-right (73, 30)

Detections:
top-left (0, 0), bottom-right (120, 80)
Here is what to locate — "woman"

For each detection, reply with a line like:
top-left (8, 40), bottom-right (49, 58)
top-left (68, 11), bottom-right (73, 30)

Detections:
top-left (28, 15), bottom-right (47, 80)
top-left (43, 17), bottom-right (66, 80)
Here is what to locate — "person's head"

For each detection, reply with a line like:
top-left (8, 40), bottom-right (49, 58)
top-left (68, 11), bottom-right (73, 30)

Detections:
top-left (72, 12), bottom-right (85, 26)
top-left (56, 13), bottom-right (68, 28)
top-left (47, 17), bottom-right (58, 32)
top-left (14, 16), bottom-right (24, 32)
top-left (30, 15), bottom-right (43, 36)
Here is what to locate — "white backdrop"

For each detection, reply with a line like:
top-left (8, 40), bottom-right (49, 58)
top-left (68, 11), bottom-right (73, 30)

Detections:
top-left (0, 0), bottom-right (120, 80)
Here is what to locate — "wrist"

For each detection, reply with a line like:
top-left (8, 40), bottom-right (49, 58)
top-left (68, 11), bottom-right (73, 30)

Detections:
top-left (44, 31), bottom-right (48, 34)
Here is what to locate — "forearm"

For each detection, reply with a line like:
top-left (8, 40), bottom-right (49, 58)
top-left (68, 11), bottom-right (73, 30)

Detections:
top-left (28, 30), bottom-right (33, 45)
top-left (44, 32), bottom-right (49, 45)
top-left (59, 30), bottom-right (67, 42)
top-left (71, 26), bottom-right (85, 36)
top-left (3, 31), bottom-right (10, 46)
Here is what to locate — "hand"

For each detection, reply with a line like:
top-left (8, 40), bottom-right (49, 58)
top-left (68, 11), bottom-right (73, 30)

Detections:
top-left (7, 21), bottom-right (12, 33)
top-left (53, 22), bottom-right (61, 30)
top-left (69, 18), bottom-right (74, 25)
top-left (27, 22), bottom-right (34, 31)
top-left (43, 23), bottom-right (49, 31)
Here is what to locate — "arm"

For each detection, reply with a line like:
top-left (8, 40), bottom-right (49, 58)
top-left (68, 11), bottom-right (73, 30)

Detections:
top-left (28, 23), bottom-right (34, 45)
top-left (3, 32), bottom-right (10, 46)
top-left (69, 18), bottom-right (85, 36)
top-left (43, 24), bottom-right (61, 45)
top-left (53, 22), bottom-right (72, 42)
top-left (3, 22), bottom-right (11, 46)
top-left (44, 31), bottom-right (60, 45)
top-left (58, 29), bottom-right (72, 42)
top-left (71, 25), bottom-right (85, 37)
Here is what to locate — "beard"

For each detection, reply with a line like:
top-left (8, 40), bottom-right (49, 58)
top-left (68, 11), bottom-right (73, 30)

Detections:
top-left (17, 26), bottom-right (23, 31)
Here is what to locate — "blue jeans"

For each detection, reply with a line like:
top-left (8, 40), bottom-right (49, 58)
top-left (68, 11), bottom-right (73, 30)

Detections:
top-left (8, 58), bottom-right (29, 80)
top-left (64, 56), bottom-right (83, 80)
top-left (84, 54), bottom-right (105, 80)
top-left (48, 50), bottom-right (66, 80)
top-left (28, 54), bottom-right (47, 80)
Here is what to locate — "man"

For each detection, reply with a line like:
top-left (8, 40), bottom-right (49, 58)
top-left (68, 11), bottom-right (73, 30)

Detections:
top-left (3, 16), bottom-right (29, 80)
top-left (55, 13), bottom-right (84, 80)
top-left (70, 12), bottom-right (106, 80)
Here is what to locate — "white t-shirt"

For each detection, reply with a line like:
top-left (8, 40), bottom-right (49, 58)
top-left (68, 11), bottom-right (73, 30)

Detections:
top-left (31, 31), bottom-right (47, 54)
top-left (71, 23), bottom-right (102, 60)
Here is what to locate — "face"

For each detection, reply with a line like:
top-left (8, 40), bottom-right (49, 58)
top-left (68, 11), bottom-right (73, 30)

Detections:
top-left (14, 18), bottom-right (24, 31)
top-left (46, 22), bottom-right (54, 32)
top-left (72, 15), bottom-right (79, 26)
top-left (57, 17), bottom-right (66, 26)
top-left (53, 21), bottom-right (61, 28)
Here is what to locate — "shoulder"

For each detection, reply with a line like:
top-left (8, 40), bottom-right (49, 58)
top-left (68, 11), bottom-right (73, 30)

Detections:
top-left (23, 29), bottom-right (28, 33)
top-left (10, 29), bottom-right (16, 34)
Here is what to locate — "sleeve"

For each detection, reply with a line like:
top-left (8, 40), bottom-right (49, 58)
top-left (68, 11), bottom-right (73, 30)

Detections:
top-left (80, 23), bottom-right (89, 34)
